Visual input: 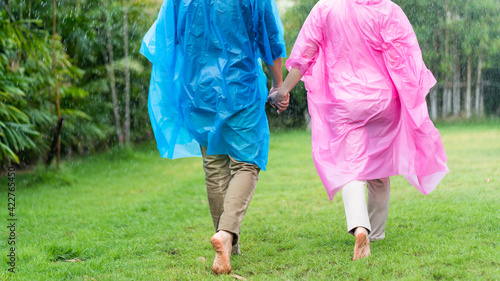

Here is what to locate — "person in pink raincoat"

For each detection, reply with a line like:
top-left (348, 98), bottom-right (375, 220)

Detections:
top-left (269, 0), bottom-right (449, 260)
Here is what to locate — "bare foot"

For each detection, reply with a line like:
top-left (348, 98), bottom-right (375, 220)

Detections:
top-left (353, 228), bottom-right (371, 261)
top-left (211, 231), bottom-right (232, 274)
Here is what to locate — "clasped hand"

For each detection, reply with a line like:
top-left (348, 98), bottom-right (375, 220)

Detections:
top-left (267, 87), bottom-right (290, 114)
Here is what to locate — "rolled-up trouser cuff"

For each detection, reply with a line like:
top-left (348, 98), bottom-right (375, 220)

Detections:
top-left (342, 180), bottom-right (371, 236)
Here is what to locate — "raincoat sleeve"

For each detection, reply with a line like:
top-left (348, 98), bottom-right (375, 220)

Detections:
top-left (380, 5), bottom-right (437, 113)
top-left (140, 0), bottom-right (202, 159)
top-left (255, 0), bottom-right (287, 65)
top-left (140, 1), bottom-right (176, 66)
top-left (285, 4), bottom-right (323, 75)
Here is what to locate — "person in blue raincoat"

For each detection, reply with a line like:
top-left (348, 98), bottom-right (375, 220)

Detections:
top-left (141, 0), bottom-right (286, 274)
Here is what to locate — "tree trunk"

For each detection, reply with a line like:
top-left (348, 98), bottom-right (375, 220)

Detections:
top-left (475, 52), bottom-right (483, 116)
top-left (446, 84), bottom-right (452, 117)
top-left (1, 0), bottom-right (16, 22)
top-left (465, 56), bottom-right (472, 119)
top-left (19, 0), bottom-right (22, 20)
top-left (430, 87), bottom-right (438, 120)
top-left (442, 81), bottom-right (448, 118)
top-left (27, 0), bottom-right (31, 30)
top-left (46, 117), bottom-right (65, 165)
top-left (105, 5), bottom-right (124, 147)
top-left (123, 0), bottom-right (131, 146)
top-left (75, 0), bottom-right (80, 16)
top-left (479, 82), bottom-right (484, 116)
top-left (443, 0), bottom-right (451, 118)
top-left (52, 0), bottom-right (61, 165)
top-left (430, 21), bottom-right (439, 120)
top-left (452, 36), bottom-right (460, 117)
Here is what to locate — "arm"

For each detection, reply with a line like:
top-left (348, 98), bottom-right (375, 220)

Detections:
top-left (265, 57), bottom-right (283, 93)
top-left (279, 67), bottom-right (302, 95)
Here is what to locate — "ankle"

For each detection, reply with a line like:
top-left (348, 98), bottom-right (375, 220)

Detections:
top-left (217, 230), bottom-right (234, 243)
top-left (354, 227), bottom-right (368, 236)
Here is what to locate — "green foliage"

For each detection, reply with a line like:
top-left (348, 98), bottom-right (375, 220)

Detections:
top-left (0, 0), bottom-right (158, 168)
top-left (0, 17), bottom-right (44, 165)
top-left (0, 10), bottom-right (104, 167)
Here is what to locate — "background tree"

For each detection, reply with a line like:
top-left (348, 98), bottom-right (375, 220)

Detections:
top-left (274, 0), bottom-right (500, 124)
top-left (122, 0), bottom-right (131, 146)
top-left (0, 12), bottom-right (84, 167)
top-left (1, 0), bottom-right (155, 169)
top-left (51, 0), bottom-right (62, 165)
top-left (104, 1), bottom-right (124, 147)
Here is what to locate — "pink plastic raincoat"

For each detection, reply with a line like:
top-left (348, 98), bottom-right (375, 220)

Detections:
top-left (286, 0), bottom-right (449, 200)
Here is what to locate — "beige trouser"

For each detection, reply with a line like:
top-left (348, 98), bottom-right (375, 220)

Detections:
top-left (201, 147), bottom-right (260, 246)
top-left (341, 178), bottom-right (391, 241)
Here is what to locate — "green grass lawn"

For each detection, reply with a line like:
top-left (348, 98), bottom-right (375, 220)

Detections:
top-left (1, 121), bottom-right (499, 280)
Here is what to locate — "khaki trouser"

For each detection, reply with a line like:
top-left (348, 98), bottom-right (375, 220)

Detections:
top-left (201, 147), bottom-right (260, 246)
top-left (341, 178), bottom-right (391, 241)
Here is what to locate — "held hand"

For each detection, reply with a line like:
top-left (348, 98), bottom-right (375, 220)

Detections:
top-left (268, 85), bottom-right (281, 111)
top-left (267, 90), bottom-right (290, 113)
top-left (276, 93), bottom-right (290, 113)
top-left (269, 85), bottom-right (281, 97)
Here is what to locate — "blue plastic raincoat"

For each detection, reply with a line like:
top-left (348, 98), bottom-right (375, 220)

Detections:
top-left (140, 0), bottom-right (286, 170)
